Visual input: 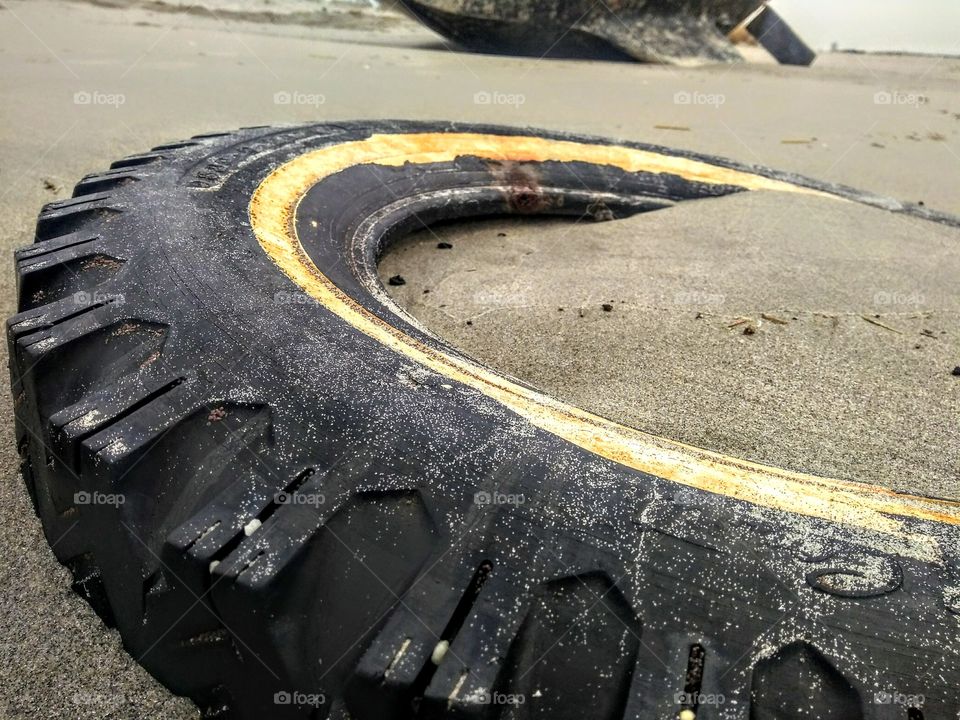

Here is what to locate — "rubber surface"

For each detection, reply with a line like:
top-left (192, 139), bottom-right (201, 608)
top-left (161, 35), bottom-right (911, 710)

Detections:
top-left (8, 121), bottom-right (960, 719)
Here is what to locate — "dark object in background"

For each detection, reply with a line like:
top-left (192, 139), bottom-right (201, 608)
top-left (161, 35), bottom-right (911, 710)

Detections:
top-left (398, 0), bottom-right (763, 64)
top-left (745, 4), bottom-right (816, 65)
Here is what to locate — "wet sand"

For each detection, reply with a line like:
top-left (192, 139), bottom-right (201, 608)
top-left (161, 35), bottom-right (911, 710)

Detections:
top-left (381, 193), bottom-right (960, 497)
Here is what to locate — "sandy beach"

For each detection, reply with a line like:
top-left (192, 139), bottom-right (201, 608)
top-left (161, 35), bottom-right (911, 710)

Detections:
top-left (1, 0), bottom-right (958, 716)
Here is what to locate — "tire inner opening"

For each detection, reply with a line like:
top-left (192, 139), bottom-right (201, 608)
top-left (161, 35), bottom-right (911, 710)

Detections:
top-left (378, 191), bottom-right (960, 499)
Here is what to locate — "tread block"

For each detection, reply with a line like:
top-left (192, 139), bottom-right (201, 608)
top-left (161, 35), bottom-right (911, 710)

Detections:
top-left (501, 572), bottom-right (641, 720)
top-left (15, 231), bottom-right (100, 262)
top-left (17, 245), bottom-right (125, 311)
top-left (73, 170), bottom-right (142, 197)
top-left (151, 141), bottom-right (201, 151)
top-left (7, 293), bottom-right (122, 345)
top-left (420, 571), bottom-right (535, 720)
top-left (79, 397), bottom-right (272, 636)
top-left (109, 153), bottom-right (162, 169)
top-left (164, 466), bottom-right (281, 591)
top-left (749, 641), bottom-right (863, 720)
top-left (86, 401), bottom-right (273, 546)
top-left (347, 556), bottom-right (505, 720)
top-left (41, 190), bottom-right (115, 212)
top-left (191, 131), bottom-right (235, 140)
top-left (16, 313), bottom-right (168, 421)
top-left (49, 372), bottom-right (188, 480)
top-left (212, 490), bottom-right (439, 715)
top-left (35, 196), bottom-right (122, 241)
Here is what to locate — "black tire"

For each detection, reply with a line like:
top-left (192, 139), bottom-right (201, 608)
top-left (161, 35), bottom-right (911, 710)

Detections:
top-left (8, 120), bottom-right (960, 720)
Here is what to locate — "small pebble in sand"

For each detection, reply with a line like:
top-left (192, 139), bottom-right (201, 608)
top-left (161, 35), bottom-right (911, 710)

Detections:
top-left (952, 366), bottom-right (960, 376)
top-left (388, 275), bottom-right (406, 286)
top-left (602, 303), bottom-right (613, 312)
top-left (497, 232), bottom-right (507, 237)
top-left (436, 242), bottom-right (452, 249)
top-left (743, 326), bottom-right (756, 336)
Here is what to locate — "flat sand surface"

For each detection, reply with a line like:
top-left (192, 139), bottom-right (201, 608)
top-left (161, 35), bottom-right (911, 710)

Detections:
top-left (1, 0), bottom-right (958, 716)
top-left (382, 193), bottom-right (960, 497)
